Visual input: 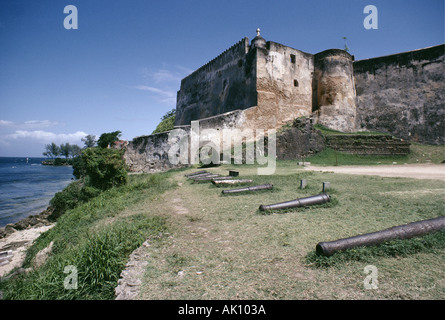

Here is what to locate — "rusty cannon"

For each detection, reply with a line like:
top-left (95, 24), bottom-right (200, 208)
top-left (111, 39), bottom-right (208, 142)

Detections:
top-left (212, 179), bottom-right (253, 186)
top-left (222, 183), bottom-right (273, 194)
top-left (185, 170), bottom-right (208, 177)
top-left (259, 193), bottom-right (330, 211)
top-left (187, 172), bottom-right (214, 179)
top-left (316, 215), bottom-right (445, 256)
top-left (190, 174), bottom-right (220, 181)
top-left (192, 176), bottom-right (235, 183)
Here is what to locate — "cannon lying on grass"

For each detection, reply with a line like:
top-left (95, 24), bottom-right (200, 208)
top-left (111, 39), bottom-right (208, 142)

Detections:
top-left (192, 176), bottom-right (234, 183)
top-left (185, 170), bottom-right (208, 177)
top-left (222, 183), bottom-right (273, 194)
top-left (212, 179), bottom-right (253, 186)
top-left (316, 215), bottom-right (445, 256)
top-left (190, 174), bottom-right (220, 180)
top-left (259, 193), bottom-right (331, 211)
top-left (186, 172), bottom-right (213, 179)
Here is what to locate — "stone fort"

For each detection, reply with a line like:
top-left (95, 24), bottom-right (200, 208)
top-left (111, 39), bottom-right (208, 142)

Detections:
top-left (124, 29), bottom-right (444, 173)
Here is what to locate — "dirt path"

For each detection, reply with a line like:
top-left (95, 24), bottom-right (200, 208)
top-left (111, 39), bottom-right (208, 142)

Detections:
top-left (304, 163), bottom-right (445, 181)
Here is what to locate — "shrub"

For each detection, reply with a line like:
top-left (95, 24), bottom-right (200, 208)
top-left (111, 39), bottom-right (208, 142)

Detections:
top-left (74, 147), bottom-right (128, 190)
top-left (49, 180), bottom-right (101, 220)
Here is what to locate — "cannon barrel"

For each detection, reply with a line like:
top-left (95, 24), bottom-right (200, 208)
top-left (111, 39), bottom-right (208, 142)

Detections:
top-left (316, 216), bottom-right (445, 256)
top-left (185, 170), bottom-right (208, 177)
top-left (191, 174), bottom-right (220, 180)
top-left (259, 193), bottom-right (330, 211)
top-left (192, 176), bottom-right (234, 183)
top-left (222, 183), bottom-right (273, 194)
top-left (187, 172), bottom-right (213, 179)
top-left (212, 179), bottom-right (253, 186)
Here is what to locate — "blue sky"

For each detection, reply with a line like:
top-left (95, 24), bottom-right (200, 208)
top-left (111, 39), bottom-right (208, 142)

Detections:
top-left (0, 0), bottom-right (443, 157)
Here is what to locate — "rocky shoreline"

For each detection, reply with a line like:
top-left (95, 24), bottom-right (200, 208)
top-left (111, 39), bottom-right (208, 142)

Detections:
top-left (0, 207), bottom-right (54, 239)
top-left (0, 207), bottom-right (56, 282)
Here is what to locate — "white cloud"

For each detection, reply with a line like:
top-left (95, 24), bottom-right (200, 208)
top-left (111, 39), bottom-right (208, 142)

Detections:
top-left (0, 120), bottom-right (14, 126)
top-left (133, 85), bottom-right (177, 105)
top-left (134, 85), bottom-right (175, 97)
top-left (0, 119), bottom-right (59, 129)
top-left (133, 64), bottom-right (194, 105)
top-left (1, 130), bottom-right (87, 146)
top-left (152, 69), bottom-right (183, 83)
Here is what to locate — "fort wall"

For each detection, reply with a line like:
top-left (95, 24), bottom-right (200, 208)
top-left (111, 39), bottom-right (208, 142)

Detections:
top-left (254, 41), bottom-right (314, 129)
top-left (313, 49), bottom-right (357, 132)
top-left (354, 44), bottom-right (445, 144)
top-left (125, 35), bottom-right (444, 173)
top-left (175, 38), bottom-right (257, 126)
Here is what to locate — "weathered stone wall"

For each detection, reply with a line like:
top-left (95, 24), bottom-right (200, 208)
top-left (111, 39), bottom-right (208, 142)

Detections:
top-left (255, 42), bottom-right (314, 129)
top-left (124, 131), bottom-right (189, 173)
top-left (354, 44), bottom-right (445, 144)
top-left (175, 38), bottom-right (257, 126)
top-left (175, 36), bottom-right (316, 131)
top-left (313, 49), bottom-right (357, 133)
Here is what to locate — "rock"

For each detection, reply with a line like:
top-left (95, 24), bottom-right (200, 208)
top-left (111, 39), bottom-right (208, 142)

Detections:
top-left (276, 117), bottom-right (325, 160)
top-left (33, 241), bottom-right (54, 269)
top-left (14, 219), bottom-right (29, 231)
top-left (4, 225), bottom-right (16, 236)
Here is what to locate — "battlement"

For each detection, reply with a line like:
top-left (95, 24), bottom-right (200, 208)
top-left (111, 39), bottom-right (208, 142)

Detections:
top-left (183, 37), bottom-right (250, 84)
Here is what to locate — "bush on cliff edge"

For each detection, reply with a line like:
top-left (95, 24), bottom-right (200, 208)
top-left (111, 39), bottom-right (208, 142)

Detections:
top-left (49, 147), bottom-right (128, 220)
top-left (75, 147), bottom-right (128, 190)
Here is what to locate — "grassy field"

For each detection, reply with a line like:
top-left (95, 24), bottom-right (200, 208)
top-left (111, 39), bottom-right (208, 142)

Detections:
top-left (137, 163), bottom-right (445, 300)
top-left (1, 149), bottom-right (444, 300)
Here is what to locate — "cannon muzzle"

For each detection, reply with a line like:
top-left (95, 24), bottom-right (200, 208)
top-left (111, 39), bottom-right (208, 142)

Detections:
top-left (316, 216), bottom-right (445, 256)
top-left (259, 193), bottom-right (330, 211)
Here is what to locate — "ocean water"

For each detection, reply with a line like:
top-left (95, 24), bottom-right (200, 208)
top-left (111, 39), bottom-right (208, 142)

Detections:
top-left (0, 157), bottom-right (74, 227)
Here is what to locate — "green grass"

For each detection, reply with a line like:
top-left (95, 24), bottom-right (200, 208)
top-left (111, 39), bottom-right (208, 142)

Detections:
top-left (0, 172), bottom-right (176, 300)
top-left (138, 165), bottom-right (445, 299)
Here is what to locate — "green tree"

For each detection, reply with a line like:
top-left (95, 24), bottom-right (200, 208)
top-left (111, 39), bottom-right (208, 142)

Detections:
top-left (97, 131), bottom-right (122, 148)
top-left (70, 144), bottom-right (82, 158)
top-left (152, 108), bottom-right (176, 134)
top-left (43, 142), bottom-right (60, 159)
top-left (82, 134), bottom-right (97, 148)
top-left (60, 143), bottom-right (71, 159)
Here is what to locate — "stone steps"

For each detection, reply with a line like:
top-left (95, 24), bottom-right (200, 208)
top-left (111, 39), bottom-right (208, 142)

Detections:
top-left (325, 134), bottom-right (411, 156)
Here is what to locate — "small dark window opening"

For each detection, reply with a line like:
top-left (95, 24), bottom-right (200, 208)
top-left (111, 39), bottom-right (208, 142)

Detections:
top-left (238, 59), bottom-right (243, 68)
top-left (290, 54), bottom-right (296, 64)
top-left (293, 79), bottom-right (299, 87)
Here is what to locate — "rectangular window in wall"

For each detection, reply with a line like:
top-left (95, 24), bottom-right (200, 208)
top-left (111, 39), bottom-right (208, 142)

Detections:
top-left (290, 54), bottom-right (296, 64)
